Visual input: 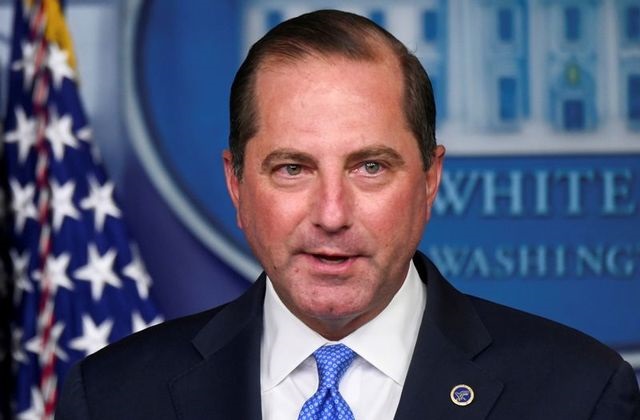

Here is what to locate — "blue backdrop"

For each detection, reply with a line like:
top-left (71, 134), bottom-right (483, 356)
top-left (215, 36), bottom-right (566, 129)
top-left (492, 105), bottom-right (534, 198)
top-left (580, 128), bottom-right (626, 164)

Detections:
top-left (0, 0), bottom-right (636, 373)
top-left (127, 0), bottom-right (640, 357)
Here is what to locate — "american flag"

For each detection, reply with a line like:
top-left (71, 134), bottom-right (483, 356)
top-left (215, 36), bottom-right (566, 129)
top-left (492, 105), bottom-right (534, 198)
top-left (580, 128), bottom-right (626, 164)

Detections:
top-left (2, 1), bottom-right (163, 418)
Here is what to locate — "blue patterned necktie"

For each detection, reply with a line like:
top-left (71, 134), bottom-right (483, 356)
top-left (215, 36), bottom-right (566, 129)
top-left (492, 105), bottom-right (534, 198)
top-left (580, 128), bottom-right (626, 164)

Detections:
top-left (298, 344), bottom-right (356, 420)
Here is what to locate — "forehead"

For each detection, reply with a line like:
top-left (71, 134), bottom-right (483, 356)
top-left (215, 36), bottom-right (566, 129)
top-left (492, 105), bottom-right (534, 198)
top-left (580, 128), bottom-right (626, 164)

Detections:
top-left (253, 35), bottom-right (401, 93)
top-left (247, 52), bottom-right (420, 162)
top-left (253, 52), bottom-right (404, 121)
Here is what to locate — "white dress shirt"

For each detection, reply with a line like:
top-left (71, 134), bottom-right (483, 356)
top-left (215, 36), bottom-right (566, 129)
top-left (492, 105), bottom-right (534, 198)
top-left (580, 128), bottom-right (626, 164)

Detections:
top-left (260, 261), bottom-right (427, 420)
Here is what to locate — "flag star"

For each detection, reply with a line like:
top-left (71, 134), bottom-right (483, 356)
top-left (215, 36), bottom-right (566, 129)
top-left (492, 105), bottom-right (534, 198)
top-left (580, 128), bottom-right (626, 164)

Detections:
top-left (123, 249), bottom-right (152, 299)
top-left (132, 311), bottom-right (163, 333)
top-left (74, 244), bottom-right (122, 300)
top-left (9, 179), bottom-right (37, 233)
top-left (76, 126), bottom-right (93, 141)
top-left (46, 44), bottom-right (75, 88)
top-left (24, 322), bottom-right (68, 364)
top-left (12, 328), bottom-right (28, 365)
top-left (68, 314), bottom-right (113, 356)
top-left (16, 386), bottom-right (45, 420)
top-left (11, 41), bottom-right (38, 88)
top-left (11, 250), bottom-right (33, 303)
top-left (50, 180), bottom-right (80, 231)
top-left (45, 111), bottom-right (78, 160)
top-left (5, 107), bottom-right (38, 162)
top-left (80, 178), bottom-right (121, 230)
top-left (32, 252), bottom-right (74, 294)
top-left (76, 126), bottom-right (102, 161)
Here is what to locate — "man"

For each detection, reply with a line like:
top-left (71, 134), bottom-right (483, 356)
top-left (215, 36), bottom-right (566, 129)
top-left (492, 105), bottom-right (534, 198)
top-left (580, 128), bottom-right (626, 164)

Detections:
top-left (57, 10), bottom-right (640, 420)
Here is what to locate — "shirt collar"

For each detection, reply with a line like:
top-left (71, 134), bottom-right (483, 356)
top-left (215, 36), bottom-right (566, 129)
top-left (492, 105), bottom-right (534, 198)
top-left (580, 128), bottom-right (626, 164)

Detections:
top-left (341, 262), bottom-right (426, 384)
top-left (261, 278), bottom-right (326, 392)
top-left (260, 261), bottom-right (426, 391)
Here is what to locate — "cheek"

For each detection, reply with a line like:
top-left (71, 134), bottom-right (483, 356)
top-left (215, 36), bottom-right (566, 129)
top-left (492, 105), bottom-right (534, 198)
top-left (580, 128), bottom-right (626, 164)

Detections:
top-left (363, 183), bottom-right (427, 246)
top-left (237, 187), bottom-right (265, 239)
top-left (363, 182), bottom-right (426, 224)
top-left (238, 186), bottom-right (303, 243)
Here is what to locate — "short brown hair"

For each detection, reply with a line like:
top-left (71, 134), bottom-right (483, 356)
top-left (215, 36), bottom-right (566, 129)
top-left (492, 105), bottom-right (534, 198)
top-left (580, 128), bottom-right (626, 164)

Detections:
top-left (228, 9), bottom-right (437, 177)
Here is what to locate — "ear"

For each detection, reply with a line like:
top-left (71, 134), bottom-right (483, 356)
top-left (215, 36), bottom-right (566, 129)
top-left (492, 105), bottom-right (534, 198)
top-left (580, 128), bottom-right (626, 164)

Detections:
top-left (222, 150), bottom-right (244, 229)
top-left (425, 145), bottom-right (445, 222)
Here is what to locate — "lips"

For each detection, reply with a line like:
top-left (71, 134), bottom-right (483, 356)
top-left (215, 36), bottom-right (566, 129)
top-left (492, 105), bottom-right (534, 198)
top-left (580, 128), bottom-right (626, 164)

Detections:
top-left (311, 254), bottom-right (351, 264)
top-left (297, 249), bottom-right (361, 272)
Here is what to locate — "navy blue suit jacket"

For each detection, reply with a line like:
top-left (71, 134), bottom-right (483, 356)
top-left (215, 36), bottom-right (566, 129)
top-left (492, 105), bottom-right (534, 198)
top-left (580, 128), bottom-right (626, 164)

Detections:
top-left (56, 253), bottom-right (640, 419)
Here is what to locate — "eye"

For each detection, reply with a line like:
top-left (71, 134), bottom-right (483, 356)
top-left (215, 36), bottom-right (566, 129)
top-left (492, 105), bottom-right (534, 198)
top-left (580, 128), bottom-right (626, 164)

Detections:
top-left (362, 161), bottom-right (382, 175)
top-left (285, 164), bottom-right (302, 176)
top-left (276, 164), bottom-right (303, 176)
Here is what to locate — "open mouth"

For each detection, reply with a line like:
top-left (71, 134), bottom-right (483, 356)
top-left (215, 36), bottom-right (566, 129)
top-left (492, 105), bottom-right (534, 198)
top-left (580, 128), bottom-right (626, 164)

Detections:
top-left (311, 254), bottom-right (351, 264)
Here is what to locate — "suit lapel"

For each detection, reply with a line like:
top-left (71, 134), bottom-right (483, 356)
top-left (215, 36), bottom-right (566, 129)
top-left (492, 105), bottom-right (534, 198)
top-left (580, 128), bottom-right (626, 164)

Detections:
top-left (394, 254), bottom-right (504, 419)
top-left (169, 276), bottom-right (266, 420)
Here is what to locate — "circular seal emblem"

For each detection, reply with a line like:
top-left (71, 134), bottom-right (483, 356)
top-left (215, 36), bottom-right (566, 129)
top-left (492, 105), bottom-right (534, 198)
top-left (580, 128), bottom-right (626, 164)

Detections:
top-left (450, 384), bottom-right (474, 406)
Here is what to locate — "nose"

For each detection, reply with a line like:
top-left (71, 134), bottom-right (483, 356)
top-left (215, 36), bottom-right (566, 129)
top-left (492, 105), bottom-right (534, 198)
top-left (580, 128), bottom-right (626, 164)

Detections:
top-left (310, 173), bottom-right (353, 233)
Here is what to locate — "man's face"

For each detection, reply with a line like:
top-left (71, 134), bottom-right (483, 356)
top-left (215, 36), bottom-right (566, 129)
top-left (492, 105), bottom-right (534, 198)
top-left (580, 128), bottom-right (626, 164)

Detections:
top-left (224, 52), bottom-right (444, 339)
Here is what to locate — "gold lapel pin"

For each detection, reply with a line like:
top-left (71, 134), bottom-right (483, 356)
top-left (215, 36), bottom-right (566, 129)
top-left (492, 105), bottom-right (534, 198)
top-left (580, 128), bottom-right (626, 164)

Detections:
top-left (450, 384), bottom-right (474, 406)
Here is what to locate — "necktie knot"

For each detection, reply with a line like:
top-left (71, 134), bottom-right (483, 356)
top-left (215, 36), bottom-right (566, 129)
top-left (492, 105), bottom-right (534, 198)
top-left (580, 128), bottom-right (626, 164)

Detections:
top-left (314, 344), bottom-right (356, 390)
top-left (298, 344), bottom-right (356, 420)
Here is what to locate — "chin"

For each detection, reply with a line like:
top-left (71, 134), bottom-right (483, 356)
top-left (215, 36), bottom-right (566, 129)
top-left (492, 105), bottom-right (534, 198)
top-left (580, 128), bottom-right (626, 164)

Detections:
top-left (301, 298), bottom-right (368, 322)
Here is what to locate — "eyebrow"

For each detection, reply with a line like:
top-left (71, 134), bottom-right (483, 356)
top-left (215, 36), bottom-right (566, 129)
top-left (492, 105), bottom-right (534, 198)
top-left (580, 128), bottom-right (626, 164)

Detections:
top-left (346, 146), bottom-right (406, 167)
top-left (261, 149), bottom-right (316, 173)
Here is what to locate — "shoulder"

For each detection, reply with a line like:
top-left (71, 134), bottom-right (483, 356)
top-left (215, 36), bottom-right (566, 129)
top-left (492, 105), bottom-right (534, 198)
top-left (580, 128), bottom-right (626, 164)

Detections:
top-left (417, 248), bottom-right (640, 418)
top-left (69, 275), bottom-right (266, 391)
top-left (468, 294), bottom-right (623, 368)
top-left (88, 305), bottom-right (225, 366)
top-left (416, 250), bottom-right (639, 416)
top-left (57, 305), bottom-right (229, 419)
top-left (465, 295), bottom-right (640, 417)
top-left (416, 252), bottom-right (627, 374)
top-left (58, 275), bottom-right (267, 419)
top-left (79, 303), bottom-right (238, 390)
top-left (83, 307), bottom-right (223, 389)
